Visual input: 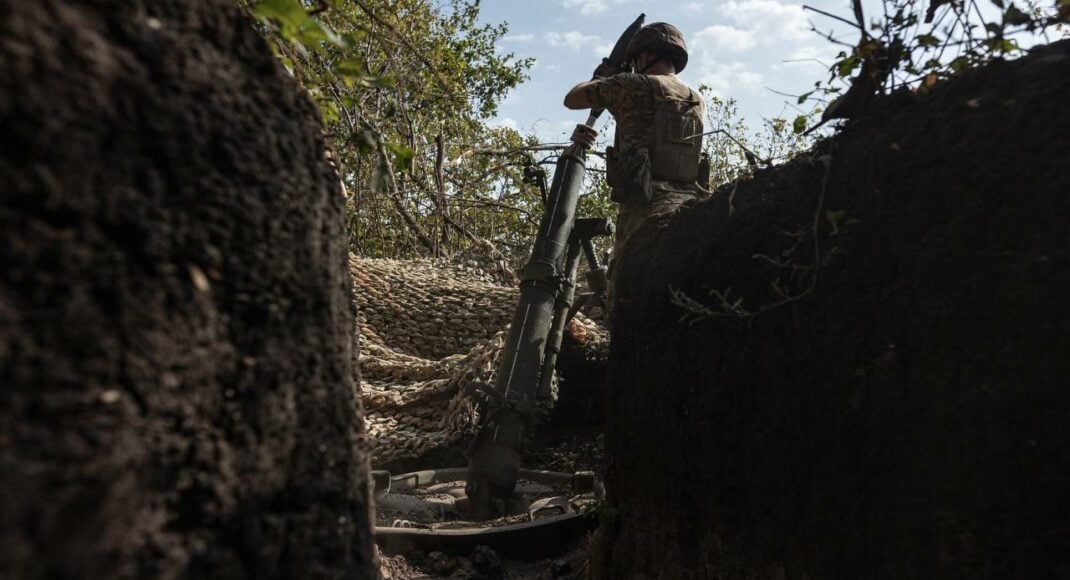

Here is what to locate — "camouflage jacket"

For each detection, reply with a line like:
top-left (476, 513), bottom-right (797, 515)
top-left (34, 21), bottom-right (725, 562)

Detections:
top-left (586, 72), bottom-right (705, 198)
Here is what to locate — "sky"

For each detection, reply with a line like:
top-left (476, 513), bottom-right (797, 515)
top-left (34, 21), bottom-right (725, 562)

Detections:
top-left (476, 0), bottom-right (871, 144)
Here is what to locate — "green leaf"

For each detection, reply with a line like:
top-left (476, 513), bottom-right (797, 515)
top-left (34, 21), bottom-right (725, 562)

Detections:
top-left (836, 54), bottom-right (860, 77)
top-left (320, 101), bottom-right (340, 124)
top-left (991, 0), bottom-right (1004, 8)
top-left (797, 91), bottom-right (814, 105)
top-left (334, 60), bottom-right (396, 89)
top-left (949, 56), bottom-right (973, 73)
top-left (254, 0), bottom-right (305, 26)
top-left (355, 129), bottom-right (378, 154)
top-left (369, 74), bottom-right (397, 89)
top-left (1004, 5), bottom-right (1032, 26)
top-left (254, 0), bottom-right (342, 47)
top-left (916, 33), bottom-right (941, 47)
top-left (385, 142), bottom-right (415, 172)
top-left (334, 58), bottom-right (367, 77)
top-left (339, 31), bottom-right (367, 46)
top-left (792, 115), bottom-right (808, 134)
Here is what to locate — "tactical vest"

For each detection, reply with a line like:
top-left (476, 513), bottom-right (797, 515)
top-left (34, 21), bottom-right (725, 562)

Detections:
top-left (648, 75), bottom-right (703, 182)
top-left (606, 75), bottom-right (704, 206)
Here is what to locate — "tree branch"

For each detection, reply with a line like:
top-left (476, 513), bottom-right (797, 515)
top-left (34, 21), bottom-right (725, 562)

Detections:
top-left (376, 141), bottom-right (438, 255)
top-left (803, 5), bottom-right (866, 31)
top-left (349, 0), bottom-right (454, 95)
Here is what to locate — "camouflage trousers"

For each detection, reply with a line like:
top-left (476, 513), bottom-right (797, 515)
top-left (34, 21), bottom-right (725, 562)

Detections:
top-left (606, 189), bottom-right (699, 326)
top-left (612, 190), bottom-right (699, 259)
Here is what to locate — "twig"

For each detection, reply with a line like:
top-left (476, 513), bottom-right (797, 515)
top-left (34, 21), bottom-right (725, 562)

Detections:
top-left (804, 5), bottom-right (866, 31)
top-left (810, 25), bottom-right (858, 48)
top-left (467, 143), bottom-right (574, 156)
top-left (780, 58), bottom-right (830, 67)
top-left (374, 140), bottom-right (438, 255)
top-left (694, 129), bottom-right (770, 166)
top-left (671, 152), bottom-right (834, 322)
top-left (348, 0), bottom-right (454, 95)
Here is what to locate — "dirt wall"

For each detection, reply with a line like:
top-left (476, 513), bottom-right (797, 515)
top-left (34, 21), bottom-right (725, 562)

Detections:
top-left (0, 1), bottom-right (375, 578)
top-left (598, 41), bottom-right (1070, 579)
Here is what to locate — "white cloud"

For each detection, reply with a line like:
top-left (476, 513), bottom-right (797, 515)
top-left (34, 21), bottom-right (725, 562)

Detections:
top-left (560, 0), bottom-right (609, 15)
top-left (718, 0), bottom-right (811, 44)
top-left (560, 0), bottom-right (636, 16)
top-left (490, 117), bottom-right (519, 131)
top-left (502, 91), bottom-right (523, 106)
top-left (544, 30), bottom-right (604, 52)
top-left (692, 25), bottom-right (757, 56)
top-left (501, 33), bottom-right (534, 43)
top-left (696, 61), bottom-right (765, 97)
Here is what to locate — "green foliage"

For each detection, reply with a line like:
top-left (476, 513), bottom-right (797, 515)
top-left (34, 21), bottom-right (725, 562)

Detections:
top-left (698, 93), bottom-right (815, 190)
top-left (253, 0), bottom-right (341, 46)
top-left (242, 0), bottom-right (538, 260)
top-left (799, 0), bottom-right (1064, 115)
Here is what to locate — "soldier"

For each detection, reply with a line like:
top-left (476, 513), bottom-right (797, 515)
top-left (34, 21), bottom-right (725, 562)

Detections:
top-left (563, 22), bottom-right (706, 260)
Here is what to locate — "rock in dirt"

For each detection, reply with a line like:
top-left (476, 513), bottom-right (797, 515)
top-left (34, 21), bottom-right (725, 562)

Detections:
top-left (471, 544), bottom-right (504, 578)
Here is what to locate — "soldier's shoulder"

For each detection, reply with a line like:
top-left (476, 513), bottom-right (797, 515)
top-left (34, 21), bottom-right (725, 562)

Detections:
top-left (606, 74), bottom-right (655, 110)
top-left (611, 72), bottom-right (654, 89)
top-left (659, 76), bottom-right (705, 108)
top-left (659, 75), bottom-right (701, 94)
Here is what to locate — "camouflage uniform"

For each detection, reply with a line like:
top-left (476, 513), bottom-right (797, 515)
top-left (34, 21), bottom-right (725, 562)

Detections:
top-left (585, 72), bottom-right (705, 257)
top-left (583, 71), bottom-right (704, 324)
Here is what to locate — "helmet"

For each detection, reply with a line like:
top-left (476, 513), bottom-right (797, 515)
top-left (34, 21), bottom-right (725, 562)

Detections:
top-left (626, 22), bottom-right (689, 73)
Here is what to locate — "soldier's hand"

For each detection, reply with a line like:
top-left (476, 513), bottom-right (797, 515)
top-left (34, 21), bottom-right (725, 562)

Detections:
top-left (592, 60), bottom-right (624, 79)
top-left (570, 124), bottom-right (598, 147)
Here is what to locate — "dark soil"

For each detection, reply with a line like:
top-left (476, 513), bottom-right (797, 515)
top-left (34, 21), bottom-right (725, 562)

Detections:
top-left (599, 41), bottom-right (1070, 579)
top-left (379, 543), bottom-right (588, 580)
top-left (0, 1), bottom-right (374, 578)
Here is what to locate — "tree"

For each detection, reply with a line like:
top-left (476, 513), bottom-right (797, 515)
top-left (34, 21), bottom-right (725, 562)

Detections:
top-left (698, 93), bottom-right (814, 191)
top-left (793, 0), bottom-right (1066, 132)
top-left (246, 0), bottom-right (541, 260)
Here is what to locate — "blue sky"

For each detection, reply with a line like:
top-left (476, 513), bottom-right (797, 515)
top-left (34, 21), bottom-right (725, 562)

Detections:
top-left (477, 0), bottom-right (869, 143)
top-left (475, 0), bottom-right (1052, 145)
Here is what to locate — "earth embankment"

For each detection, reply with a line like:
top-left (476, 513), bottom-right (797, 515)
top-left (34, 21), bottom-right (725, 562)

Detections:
top-left (599, 40), bottom-right (1070, 579)
top-left (0, 1), bottom-right (375, 577)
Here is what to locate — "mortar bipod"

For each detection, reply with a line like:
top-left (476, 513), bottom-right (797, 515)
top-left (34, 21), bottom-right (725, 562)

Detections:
top-left (571, 218), bottom-right (613, 322)
top-left (537, 218), bottom-right (613, 400)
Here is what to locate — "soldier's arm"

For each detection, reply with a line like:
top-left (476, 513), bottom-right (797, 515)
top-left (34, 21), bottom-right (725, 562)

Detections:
top-left (564, 74), bottom-right (635, 112)
top-left (563, 81), bottom-right (597, 109)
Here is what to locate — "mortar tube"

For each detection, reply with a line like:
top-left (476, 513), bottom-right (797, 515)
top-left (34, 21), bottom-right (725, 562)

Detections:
top-left (466, 141), bottom-right (589, 519)
top-left (538, 241), bottom-right (583, 399)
